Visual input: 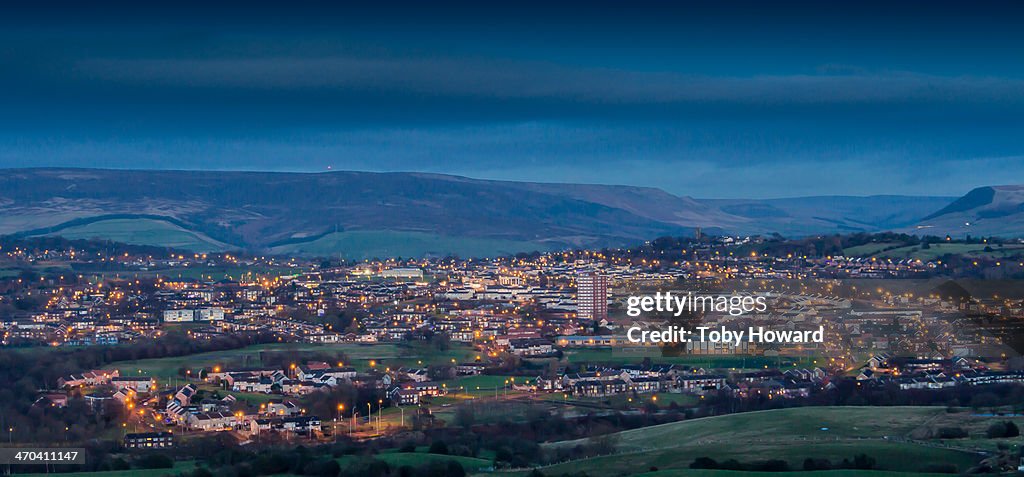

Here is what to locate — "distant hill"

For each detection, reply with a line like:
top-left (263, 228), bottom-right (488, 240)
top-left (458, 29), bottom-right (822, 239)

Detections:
top-left (0, 168), bottom-right (721, 257)
top-left (0, 168), bottom-right (981, 257)
top-left (702, 195), bottom-right (955, 236)
top-left (912, 185), bottom-right (1024, 237)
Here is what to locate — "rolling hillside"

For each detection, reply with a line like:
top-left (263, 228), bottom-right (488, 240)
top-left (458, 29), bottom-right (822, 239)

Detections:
top-left (703, 195), bottom-right (955, 236)
top-left (912, 185), bottom-right (1024, 237)
top-left (514, 407), bottom-right (996, 477)
top-left (2, 168), bottom-right (1009, 258)
top-left (0, 168), bottom-right (712, 255)
top-left (40, 217), bottom-right (233, 251)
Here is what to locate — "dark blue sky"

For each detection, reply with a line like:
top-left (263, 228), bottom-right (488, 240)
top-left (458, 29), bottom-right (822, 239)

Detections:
top-left (3, 1), bottom-right (1023, 198)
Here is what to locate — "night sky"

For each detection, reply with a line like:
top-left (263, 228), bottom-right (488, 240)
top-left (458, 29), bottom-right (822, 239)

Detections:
top-left (3, 1), bottom-right (1023, 198)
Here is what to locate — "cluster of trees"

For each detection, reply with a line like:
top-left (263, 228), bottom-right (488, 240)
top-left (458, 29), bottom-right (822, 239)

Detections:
top-left (404, 404), bottom-right (687, 468)
top-left (258, 349), bottom-right (351, 370)
top-left (583, 232), bottom-right (1024, 278)
top-left (132, 438), bottom-right (472, 477)
top-left (935, 420), bottom-right (1024, 448)
top-left (689, 454), bottom-right (877, 472)
top-left (986, 420), bottom-right (1020, 438)
top-left (0, 235), bottom-right (189, 260)
top-left (195, 403), bottom-right (680, 473)
top-left (337, 458), bottom-right (465, 477)
top-left (187, 446), bottom-right (343, 477)
top-left (690, 379), bottom-right (1024, 417)
top-left (301, 384), bottom-right (385, 423)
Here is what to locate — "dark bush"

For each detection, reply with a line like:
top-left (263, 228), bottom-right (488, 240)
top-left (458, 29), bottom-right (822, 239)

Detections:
top-left (689, 457), bottom-right (718, 469)
top-left (134, 454), bottom-right (174, 469)
top-left (803, 458), bottom-right (832, 470)
top-left (749, 459), bottom-right (789, 472)
top-left (189, 468), bottom-right (214, 477)
top-left (255, 453), bottom-right (291, 475)
top-left (445, 460), bottom-right (466, 477)
top-left (302, 459), bottom-right (341, 477)
top-left (718, 459), bottom-right (744, 470)
top-left (428, 439), bottom-right (448, 455)
top-left (986, 421), bottom-right (1020, 438)
top-left (109, 457), bottom-right (130, 470)
top-left (851, 454), bottom-right (876, 470)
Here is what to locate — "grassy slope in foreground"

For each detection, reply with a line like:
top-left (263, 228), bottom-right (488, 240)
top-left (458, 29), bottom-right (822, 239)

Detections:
top-left (39, 218), bottom-right (232, 252)
top-left (633, 470), bottom-right (956, 477)
top-left (269, 230), bottom-right (555, 259)
top-left (339, 450), bottom-right (492, 473)
top-left (524, 407), bottom-right (980, 476)
top-left (23, 461), bottom-right (197, 477)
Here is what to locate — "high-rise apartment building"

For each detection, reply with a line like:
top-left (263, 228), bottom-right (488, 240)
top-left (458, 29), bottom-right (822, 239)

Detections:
top-left (576, 271), bottom-right (608, 322)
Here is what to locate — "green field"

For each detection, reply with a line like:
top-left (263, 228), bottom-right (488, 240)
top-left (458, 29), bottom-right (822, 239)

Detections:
top-left (520, 442), bottom-right (978, 477)
top-left (24, 461), bottom-right (197, 477)
top-left (449, 374), bottom-right (520, 395)
top-left (339, 449), bottom-right (492, 472)
top-left (112, 342), bottom-right (403, 381)
top-left (40, 218), bottom-right (232, 252)
top-left (629, 470), bottom-right (955, 477)
top-left (111, 342), bottom-right (478, 382)
top-left (517, 407), bottom-right (987, 476)
top-left (269, 230), bottom-right (552, 259)
top-left (553, 407), bottom-right (939, 449)
top-left (844, 242), bottom-right (1024, 261)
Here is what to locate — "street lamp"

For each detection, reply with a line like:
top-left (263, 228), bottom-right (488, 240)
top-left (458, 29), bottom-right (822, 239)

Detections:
top-left (335, 404), bottom-right (344, 443)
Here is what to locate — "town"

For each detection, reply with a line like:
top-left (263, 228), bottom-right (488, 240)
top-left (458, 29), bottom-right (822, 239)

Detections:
top-left (1, 233), bottom-right (1023, 475)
